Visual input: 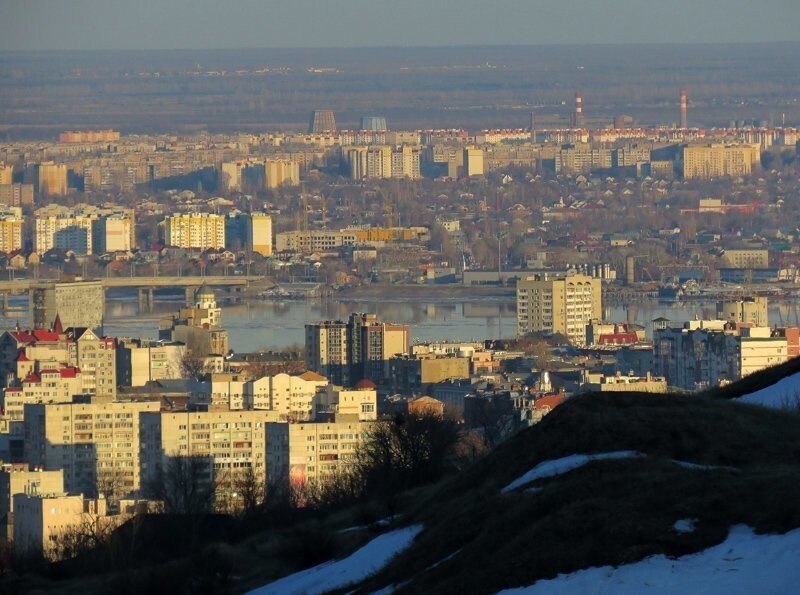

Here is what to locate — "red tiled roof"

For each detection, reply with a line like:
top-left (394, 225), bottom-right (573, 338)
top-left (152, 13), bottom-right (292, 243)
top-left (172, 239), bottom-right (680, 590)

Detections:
top-left (32, 331), bottom-right (61, 342)
top-left (22, 373), bottom-right (41, 384)
top-left (15, 351), bottom-right (29, 362)
top-left (10, 331), bottom-right (36, 344)
top-left (4, 387), bottom-right (22, 393)
top-left (59, 368), bottom-right (79, 378)
top-left (534, 393), bottom-right (566, 412)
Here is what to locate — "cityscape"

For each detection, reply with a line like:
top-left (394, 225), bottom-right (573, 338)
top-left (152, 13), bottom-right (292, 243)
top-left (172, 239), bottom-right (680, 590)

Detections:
top-left (2, 2), bottom-right (800, 593)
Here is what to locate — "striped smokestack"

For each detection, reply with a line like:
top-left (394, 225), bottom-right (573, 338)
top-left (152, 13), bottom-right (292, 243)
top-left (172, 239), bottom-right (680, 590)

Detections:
top-left (573, 91), bottom-right (583, 128)
top-left (680, 88), bottom-right (687, 129)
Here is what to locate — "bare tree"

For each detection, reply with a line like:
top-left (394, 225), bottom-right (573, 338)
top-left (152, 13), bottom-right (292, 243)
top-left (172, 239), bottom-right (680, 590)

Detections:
top-left (234, 465), bottom-right (266, 516)
top-left (145, 455), bottom-right (215, 515)
top-left (50, 512), bottom-right (117, 562)
top-left (353, 412), bottom-right (461, 516)
top-left (180, 353), bottom-right (209, 379)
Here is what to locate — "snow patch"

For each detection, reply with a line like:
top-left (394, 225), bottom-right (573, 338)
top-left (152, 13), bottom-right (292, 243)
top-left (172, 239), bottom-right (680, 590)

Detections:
top-left (501, 451), bottom-right (644, 493)
top-left (247, 524), bottom-right (423, 595)
top-left (671, 460), bottom-right (739, 473)
top-left (499, 525), bottom-right (800, 594)
top-left (738, 372), bottom-right (800, 409)
top-left (673, 518), bottom-right (696, 534)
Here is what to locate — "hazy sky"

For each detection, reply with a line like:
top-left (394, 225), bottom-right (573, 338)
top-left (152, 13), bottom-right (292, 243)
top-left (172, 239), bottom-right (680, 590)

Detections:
top-left (2, 0), bottom-right (799, 51)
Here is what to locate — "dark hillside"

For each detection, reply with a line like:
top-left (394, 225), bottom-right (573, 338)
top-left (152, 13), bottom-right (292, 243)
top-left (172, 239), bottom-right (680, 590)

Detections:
top-left (352, 392), bottom-right (800, 594)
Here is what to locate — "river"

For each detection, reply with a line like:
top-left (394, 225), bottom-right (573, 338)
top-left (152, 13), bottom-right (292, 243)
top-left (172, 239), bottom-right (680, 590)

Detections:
top-left (2, 293), bottom-right (800, 352)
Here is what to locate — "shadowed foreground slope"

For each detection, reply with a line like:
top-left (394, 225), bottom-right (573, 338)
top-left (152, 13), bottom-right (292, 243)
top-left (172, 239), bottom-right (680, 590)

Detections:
top-left (347, 392), bottom-right (800, 594)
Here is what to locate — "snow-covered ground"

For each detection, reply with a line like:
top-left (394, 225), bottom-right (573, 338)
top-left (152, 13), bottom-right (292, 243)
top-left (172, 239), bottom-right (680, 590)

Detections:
top-left (247, 524), bottom-right (423, 595)
top-left (499, 525), bottom-right (800, 594)
top-left (738, 372), bottom-right (800, 409)
top-left (501, 451), bottom-right (644, 493)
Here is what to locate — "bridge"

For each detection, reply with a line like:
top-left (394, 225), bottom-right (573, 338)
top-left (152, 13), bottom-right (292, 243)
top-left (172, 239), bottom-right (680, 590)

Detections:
top-left (0, 275), bottom-right (273, 312)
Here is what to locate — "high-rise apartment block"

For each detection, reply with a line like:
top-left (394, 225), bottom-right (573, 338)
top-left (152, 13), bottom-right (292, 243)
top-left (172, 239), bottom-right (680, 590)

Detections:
top-left (116, 338), bottom-right (185, 387)
top-left (306, 314), bottom-right (410, 385)
top-left (165, 212), bottom-right (225, 250)
top-left (23, 400), bottom-right (161, 501)
top-left (267, 419), bottom-right (373, 487)
top-left (682, 144), bottom-right (761, 179)
top-left (34, 204), bottom-right (134, 255)
top-left (29, 280), bottom-right (105, 331)
top-left (517, 273), bottom-right (602, 344)
top-left (0, 214), bottom-right (23, 253)
top-left (0, 165), bottom-right (13, 186)
top-left (156, 410), bottom-right (270, 511)
top-left (225, 212), bottom-right (273, 256)
top-left (265, 159), bottom-right (300, 189)
top-left (0, 184), bottom-right (34, 207)
top-left (35, 214), bottom-right (93, 255)
top-left (463, 147), bottom-right (485, 176)
top-left (36, 162), bottom-right (68, 196)
top-left (346, 146), bottom-right (421, 180)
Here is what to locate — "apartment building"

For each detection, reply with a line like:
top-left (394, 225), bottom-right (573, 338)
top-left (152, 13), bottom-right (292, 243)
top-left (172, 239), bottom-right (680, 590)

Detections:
top-left (389, 353), bottom-right (471, 391)
top-left (682, 143), bottom-right (760, 179)
top-left (3, 367), bottom-right (84, 437)
top-left (463, 147), bottom-right (485, 176)
top-left (35, 214), bottom-right (94, 255)
top-left (0, 184), bottom-right (34, 207)
top-left (721, 249), bottom-right (769, 269)
top-left (116, 338), bottom-right (185, 387)
top-left (0, 465), bottom-right (65, 541)
top-left (654, 321), bottom-right (790, 390)
top-left (29, 280), bottom-right (105, 331)
top-left (156, 410), bottom-right (271, 511)
top-left (246, 371), bottom-right (329, 419)
top-left (516, 273), bottom-right (602, 344)
top-left (226, 212), bottom-right (272, 256)
top-left (305, 321), bottom-right (349, 386)
top-left (306, 313), bottom-right (411, 387)
top-left (716, 297), bottom-right (769, 327)
top-left (265, 159), bottom-right (300, 189)
top-left (0, 327), bottom-right (72, 388)
top-left (70, 328), bottom-right (117, 399)
top-left (36, 162), bottom-right (68, 196)
top-left (267, 419), bottom-right (373, 487)
top-left (0, 214), bottom-right (23, 253)
top-left (164, 213), bottom-right (225, 250)
top-left (13, 493), bottom-right (115, 559)
top-left (0, 164), bottom-right (12, 186)
top-left (23, 401), bottom-right (161, 502)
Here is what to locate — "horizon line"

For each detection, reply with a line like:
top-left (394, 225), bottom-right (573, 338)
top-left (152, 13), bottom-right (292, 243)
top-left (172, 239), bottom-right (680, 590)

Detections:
top-left (2, 40), bottom-right (800, 53)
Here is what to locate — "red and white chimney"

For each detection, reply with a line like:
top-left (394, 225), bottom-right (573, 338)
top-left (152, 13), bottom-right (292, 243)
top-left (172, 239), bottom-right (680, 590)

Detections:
top-left (680, 88), bottom-right (688, 129)
top-left (573, 91), bottom-right (583, 128)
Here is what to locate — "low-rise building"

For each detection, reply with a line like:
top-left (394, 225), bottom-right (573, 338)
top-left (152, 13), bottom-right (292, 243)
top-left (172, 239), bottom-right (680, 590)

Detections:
top-left (13, 493), bottom-right (119, 560)
top-left (389, 353), bottom-right (471, 390)
top-left (0, 464), bottom-right (65, 541)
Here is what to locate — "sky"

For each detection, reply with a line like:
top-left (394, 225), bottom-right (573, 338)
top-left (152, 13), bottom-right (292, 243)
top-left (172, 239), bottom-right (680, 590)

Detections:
top-left (1, 0), bottom-right (799, 51)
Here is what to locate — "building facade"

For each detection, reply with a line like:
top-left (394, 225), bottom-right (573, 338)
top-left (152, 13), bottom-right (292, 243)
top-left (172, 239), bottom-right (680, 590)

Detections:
top-left (517, 274), bottom-right (602, 344)
top-left (165, 213), bottom-right (226, 250)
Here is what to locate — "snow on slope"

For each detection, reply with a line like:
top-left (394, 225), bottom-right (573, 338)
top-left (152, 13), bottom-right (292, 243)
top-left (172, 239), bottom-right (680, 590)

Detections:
top-left (499, 525), bottom-right (800, 594)
top-left (247, 524), bottom-right (422, 595)
top-left (501, 451), bottom-right (644, 493)
top-left (739, 372), bottom-right (800, 409)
